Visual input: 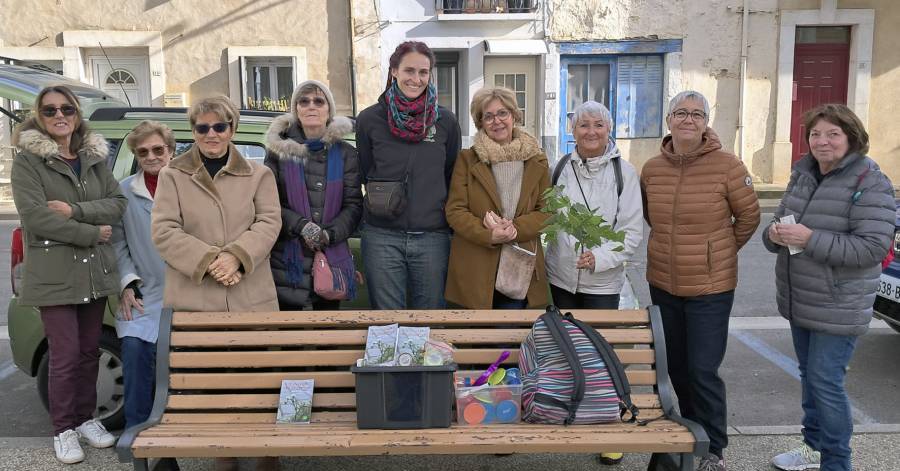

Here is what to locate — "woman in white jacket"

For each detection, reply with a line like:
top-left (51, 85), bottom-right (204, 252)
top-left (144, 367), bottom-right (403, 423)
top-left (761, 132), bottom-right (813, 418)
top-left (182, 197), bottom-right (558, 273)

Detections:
top-left (545, 100), bottom-right (644, 311)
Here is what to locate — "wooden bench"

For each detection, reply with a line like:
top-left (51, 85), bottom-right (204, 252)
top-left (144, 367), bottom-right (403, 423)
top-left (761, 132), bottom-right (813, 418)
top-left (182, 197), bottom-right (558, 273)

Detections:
top-left (116, 307), bottom-right (708, 470)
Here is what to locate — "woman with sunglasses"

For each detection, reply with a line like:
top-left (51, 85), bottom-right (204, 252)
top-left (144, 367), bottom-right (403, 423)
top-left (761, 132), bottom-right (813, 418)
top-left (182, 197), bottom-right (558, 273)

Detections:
top-left (11, 85), bottom-right (126, 464)
top-left (264, 80), bottom-right (361, 311)
top-left (108, 120), bottom-right (179, 470)
top-left (151, 96), bottom-right (281, 471)
top-left (356, 41), bottom-right (461, 309)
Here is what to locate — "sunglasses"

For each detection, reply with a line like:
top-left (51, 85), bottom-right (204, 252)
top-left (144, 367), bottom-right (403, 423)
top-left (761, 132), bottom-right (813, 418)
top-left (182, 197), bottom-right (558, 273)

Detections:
top-left (298, 97), bottom-right (327, 108)
top-left (135, 145), bottom-right (168, 158)
top-left (193, 122), bottom-right (230, 134)
top-left (39, 105), bottom-right (77, 118)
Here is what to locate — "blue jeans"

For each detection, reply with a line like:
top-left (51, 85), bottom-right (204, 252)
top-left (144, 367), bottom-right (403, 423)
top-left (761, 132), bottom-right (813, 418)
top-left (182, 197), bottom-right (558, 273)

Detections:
top-left (791, 324), bottom-right (858, 471)
top-left (121, 336), bottom-right (157, 430)
top-left (649, 286), bottom-right (733, 459)
top-left (360, 224), bottom-right (451, 309)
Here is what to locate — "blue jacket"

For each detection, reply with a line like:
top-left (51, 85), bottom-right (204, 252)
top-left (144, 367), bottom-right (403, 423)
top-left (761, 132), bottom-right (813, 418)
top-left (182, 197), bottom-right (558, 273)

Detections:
top-left (111, 171), bottom-right (166, 343)
top-left (762, 153), bottom-right (895, 336)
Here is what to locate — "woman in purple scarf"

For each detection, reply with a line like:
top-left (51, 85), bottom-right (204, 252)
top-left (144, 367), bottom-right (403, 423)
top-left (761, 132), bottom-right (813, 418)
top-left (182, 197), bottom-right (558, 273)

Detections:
top-left (264, 80), bottom-right (362, 310)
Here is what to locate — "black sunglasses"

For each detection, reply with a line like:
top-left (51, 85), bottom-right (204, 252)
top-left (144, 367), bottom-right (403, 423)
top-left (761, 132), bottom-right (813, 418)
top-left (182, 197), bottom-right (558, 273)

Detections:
top-left (193, 122), bottom-right (230, 134)
top-left (39, 105), bottom-right (77, 118)
top-left (298, 97), bottom-right (327, 108)
top-left (135, 145), bottom-right (168, 158)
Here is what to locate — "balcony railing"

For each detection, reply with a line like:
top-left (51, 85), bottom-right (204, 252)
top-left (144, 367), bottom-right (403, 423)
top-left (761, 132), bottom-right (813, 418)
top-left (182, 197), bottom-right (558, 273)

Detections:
top-left (436, 0), bottom-right (539, 14)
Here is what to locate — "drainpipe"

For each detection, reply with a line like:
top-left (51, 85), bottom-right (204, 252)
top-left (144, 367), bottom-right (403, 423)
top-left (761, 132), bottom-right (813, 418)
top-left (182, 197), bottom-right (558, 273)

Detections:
top-left (348, 0), bottom-right (358, 116)
top-left (737, 0), bottom-right (749, 163)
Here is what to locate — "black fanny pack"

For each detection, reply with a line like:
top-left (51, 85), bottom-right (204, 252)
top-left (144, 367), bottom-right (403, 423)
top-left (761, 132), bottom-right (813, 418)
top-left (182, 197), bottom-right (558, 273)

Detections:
top-left (364, 151), bottom-right (413, 219)
top-left (364, 179), bottom-right (407, 218)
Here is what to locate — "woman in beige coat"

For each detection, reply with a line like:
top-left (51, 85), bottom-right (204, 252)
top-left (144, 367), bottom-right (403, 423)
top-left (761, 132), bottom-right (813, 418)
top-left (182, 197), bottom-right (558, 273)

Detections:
top-left (150, 96), bottom-right (281, 471)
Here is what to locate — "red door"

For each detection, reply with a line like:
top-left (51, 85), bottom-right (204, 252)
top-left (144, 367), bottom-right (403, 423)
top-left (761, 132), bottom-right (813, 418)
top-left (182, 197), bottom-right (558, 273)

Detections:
top-left (790, 43), bottom-right (850, 163)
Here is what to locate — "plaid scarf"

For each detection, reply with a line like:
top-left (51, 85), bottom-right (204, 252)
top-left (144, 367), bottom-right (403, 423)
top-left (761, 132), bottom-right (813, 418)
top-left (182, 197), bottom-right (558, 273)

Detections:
top-left (385, 81), bottom-right (440, 142)
top-left (280, 140), bottom-right (357, 300)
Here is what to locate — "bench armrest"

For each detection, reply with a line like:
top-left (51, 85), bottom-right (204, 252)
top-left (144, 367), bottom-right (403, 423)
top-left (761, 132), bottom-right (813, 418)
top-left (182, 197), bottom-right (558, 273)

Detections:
top-left (116, 308), bottom-right (175, 463)
top-left (648, 304), bottom-right (711, 458)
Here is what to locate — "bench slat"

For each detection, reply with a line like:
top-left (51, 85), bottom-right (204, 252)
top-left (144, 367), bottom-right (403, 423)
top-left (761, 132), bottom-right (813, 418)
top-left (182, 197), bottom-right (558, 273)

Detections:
top-left (161, 411), bottom-right (358, 424)
top-left (165, 391), bottom-right (661, 411)
top-left (143, 417), bottom-right (674, 436)
top-left (170, 328), bottom-right (652, 347)
top-left (159, 408), bottom-right (666, 425)
top-left (172, 309), bottom-right (650, 328)
top-left (169, 348), bottom-right (654, 369)
top-left (132, 426), bottom-right (694, 457)
top-left (169, 355), bottom-right (655, 390)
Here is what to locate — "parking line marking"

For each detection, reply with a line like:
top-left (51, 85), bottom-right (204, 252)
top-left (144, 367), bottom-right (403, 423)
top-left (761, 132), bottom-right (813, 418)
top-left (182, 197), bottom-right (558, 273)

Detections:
top-left (0, 325), bottom-right (7, 340)
top-left (730, 330), bottom-right (878, 425)
top-left (0, 361), bottom-right (18, 381)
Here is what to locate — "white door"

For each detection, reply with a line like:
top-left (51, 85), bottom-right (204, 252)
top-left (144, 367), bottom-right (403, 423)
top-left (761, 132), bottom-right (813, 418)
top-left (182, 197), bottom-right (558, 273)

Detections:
top-left (89, 56), bottom-right (151, 106)
top-left (483, 56), bottom-right (539, 138)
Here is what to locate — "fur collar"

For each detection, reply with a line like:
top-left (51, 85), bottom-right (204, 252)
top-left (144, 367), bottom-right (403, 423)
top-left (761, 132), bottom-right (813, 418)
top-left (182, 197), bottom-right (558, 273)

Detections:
top-left (265, 114), bottom-right (353, 162)
top-left (15, 129), bottom-right (108, 165)
top-left (471, 127), bottom-right (542, 165)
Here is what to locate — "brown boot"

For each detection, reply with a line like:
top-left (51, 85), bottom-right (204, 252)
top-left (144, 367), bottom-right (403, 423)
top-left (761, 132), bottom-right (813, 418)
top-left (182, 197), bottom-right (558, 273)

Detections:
top-left (255, 457), bottom-right (281, 471)
top-left (214, 457), bottom-right (239, 471)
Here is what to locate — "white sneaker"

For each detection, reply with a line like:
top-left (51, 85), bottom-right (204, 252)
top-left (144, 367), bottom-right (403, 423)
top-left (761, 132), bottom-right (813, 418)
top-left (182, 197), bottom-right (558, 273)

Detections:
top-left (772, 443), bottom-right (821, 470)
top-left (53, 429), bottom-right (85, 464)
top-left (75, 418), bottom-right (116, 448)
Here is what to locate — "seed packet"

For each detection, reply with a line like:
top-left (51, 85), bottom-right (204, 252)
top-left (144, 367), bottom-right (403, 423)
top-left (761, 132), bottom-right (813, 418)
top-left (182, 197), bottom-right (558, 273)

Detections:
top-left (276, 379), bottom-right (314, 424)
top-left (396, 327), bottom-right (430, 366)
top-left (423, 339), bottom-right (454, 366)
top-left (364, 324), bottom-right (399, 366)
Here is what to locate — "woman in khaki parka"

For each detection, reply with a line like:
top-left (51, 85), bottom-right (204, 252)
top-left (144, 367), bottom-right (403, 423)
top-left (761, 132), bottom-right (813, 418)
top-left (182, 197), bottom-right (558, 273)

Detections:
top-left (11, 85), bottom-right (126, 464)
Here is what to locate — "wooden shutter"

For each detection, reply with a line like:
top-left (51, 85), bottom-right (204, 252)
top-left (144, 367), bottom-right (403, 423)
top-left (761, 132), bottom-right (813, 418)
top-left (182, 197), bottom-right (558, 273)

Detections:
top-left (615, 55), bottom-right (663, 138)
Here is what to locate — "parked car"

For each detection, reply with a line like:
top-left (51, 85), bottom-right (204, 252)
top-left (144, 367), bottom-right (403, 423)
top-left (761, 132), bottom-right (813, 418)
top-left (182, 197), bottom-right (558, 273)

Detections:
top-left (4, 99), bottom-right (367, 430)
top-left (0, 64), bottom-right (127, 119)
top-left (874, 200), bottom-right (900, 333)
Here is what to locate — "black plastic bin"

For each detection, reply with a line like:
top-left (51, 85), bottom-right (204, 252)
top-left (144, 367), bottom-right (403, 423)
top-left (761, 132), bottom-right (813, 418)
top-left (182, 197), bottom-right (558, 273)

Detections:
top-left (350, 364), bottom-right (457, 429)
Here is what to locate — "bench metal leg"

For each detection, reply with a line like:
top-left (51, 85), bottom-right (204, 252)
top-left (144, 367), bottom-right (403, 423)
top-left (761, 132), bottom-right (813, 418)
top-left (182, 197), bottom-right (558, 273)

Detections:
top-left (647, 452), bottom-right (694, 471)
top-left (132, 458), bottom-right (149, 471)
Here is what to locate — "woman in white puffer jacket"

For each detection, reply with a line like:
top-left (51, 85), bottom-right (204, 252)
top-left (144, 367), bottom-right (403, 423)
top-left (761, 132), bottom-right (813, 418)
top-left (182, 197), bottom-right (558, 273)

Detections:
top-left (545, 100), bottom-right (644, 310)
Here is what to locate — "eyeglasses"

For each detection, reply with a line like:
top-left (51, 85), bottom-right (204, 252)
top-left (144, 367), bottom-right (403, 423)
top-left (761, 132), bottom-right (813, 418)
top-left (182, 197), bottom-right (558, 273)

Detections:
top-left (193, 122), bottom-right (230, 134)
top-left (39, 105), bottom-right (77, 118)
top-left (671, 109), bottom-right (707, 122)
top-left (482, 109), bottom-right (511, 124)
top-left (298, 97), bottom-right (327, 108)
top-left (134, 145), bottom-right (168, 158)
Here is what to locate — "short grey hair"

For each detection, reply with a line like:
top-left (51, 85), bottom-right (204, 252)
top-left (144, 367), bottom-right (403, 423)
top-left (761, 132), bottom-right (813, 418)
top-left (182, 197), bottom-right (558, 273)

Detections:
top-left (571, 100), bottom-right (613, 128)
top-left (667, 90), bottom-right (710, 119)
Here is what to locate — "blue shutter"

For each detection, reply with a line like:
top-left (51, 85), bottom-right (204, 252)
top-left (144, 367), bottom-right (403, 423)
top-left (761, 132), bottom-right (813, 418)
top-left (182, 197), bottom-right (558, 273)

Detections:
top-left (615, 55), bottom-right (663, 138)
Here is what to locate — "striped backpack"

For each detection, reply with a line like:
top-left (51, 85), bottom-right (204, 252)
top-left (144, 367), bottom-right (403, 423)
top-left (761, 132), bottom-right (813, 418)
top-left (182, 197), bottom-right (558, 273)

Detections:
top-left (519, 306), bottom-right (639, 425)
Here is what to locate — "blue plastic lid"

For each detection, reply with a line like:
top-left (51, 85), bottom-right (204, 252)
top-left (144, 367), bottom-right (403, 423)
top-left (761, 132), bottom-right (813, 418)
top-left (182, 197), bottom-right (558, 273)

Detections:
top-left (495, 400), bottom-right (518, 422)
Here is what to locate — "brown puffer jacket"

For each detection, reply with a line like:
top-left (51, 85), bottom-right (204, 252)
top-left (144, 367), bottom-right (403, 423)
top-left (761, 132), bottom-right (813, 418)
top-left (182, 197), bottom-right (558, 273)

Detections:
top-left (640, 129), bottom-right (760, 297)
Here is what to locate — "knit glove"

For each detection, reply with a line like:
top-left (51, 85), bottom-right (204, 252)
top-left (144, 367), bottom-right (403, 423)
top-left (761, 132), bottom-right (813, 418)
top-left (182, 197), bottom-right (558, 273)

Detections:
top-left (301, 222), bottom-right (326, 251)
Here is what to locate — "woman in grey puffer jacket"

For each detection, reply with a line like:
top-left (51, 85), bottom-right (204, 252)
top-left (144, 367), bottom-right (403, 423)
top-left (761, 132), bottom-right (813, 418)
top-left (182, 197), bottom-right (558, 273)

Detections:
top-left (264, 80), bottom-right (362, 310)
top-left (763, 104), bottom-right (895, 471)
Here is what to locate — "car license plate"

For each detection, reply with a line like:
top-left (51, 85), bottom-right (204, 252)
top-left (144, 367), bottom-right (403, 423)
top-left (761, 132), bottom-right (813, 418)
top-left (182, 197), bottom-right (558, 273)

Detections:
top-left (876, 273), bottom-right (900, 302)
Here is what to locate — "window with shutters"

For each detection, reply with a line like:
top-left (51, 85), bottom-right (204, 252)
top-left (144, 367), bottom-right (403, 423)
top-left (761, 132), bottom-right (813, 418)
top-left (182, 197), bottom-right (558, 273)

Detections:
top-left (559, 54), bottom-right (664, 154)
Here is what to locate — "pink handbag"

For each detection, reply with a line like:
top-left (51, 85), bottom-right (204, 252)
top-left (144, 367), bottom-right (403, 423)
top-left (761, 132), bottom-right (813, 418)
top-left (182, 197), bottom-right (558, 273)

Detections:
top-left (313, 251), bottom-right (348, 300)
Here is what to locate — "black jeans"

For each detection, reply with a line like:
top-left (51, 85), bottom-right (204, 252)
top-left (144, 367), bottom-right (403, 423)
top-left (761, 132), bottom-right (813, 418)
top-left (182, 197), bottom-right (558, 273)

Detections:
top-left (550, 284), bottom-right (620, 309)
top-left (649, 285), bottom-right (734, 459)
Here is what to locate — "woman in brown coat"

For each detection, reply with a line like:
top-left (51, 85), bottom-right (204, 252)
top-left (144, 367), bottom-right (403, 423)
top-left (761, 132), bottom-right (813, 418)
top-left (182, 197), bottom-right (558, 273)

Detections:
top-left (150, 96), bottom-right (281, 471)
top-left (445, 87), bottom-right (549, 309)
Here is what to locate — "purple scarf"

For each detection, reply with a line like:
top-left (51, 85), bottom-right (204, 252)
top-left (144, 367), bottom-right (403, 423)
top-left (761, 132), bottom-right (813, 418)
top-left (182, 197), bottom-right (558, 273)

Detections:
top-left (280, 140), bottom-right (357, 300)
